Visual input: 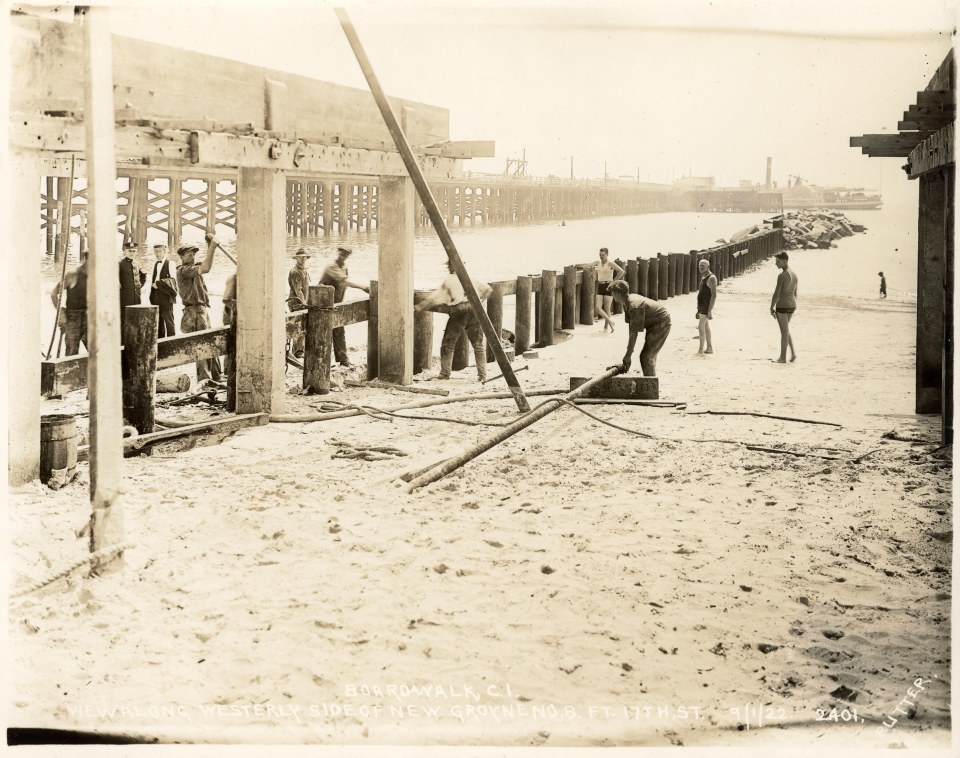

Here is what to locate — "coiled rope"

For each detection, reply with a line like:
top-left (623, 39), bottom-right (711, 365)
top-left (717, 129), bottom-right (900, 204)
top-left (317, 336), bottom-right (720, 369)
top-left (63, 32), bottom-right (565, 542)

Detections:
top-left (10, 543), bottom-right (134, 601)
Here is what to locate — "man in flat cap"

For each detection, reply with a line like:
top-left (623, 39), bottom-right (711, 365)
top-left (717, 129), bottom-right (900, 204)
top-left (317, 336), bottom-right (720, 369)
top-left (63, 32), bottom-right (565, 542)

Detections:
top-left (176, 233), bottom-right (222, 384)
top-left (287, 249), bottom-right (311, 359)
top-left (319, 245), bottom-right (369, 367)
top-left (118, 240), bottom-right (146, 341)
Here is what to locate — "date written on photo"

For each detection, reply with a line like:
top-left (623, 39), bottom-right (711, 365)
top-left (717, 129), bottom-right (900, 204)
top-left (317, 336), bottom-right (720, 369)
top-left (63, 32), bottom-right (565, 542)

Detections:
top-left (729, 704), bottom-right (787, 730)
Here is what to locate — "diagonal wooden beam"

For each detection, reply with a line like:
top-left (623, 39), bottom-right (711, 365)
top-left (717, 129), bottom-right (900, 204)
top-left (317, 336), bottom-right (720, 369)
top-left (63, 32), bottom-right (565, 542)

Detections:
top-left (336, 7), bottom-right (530, 413)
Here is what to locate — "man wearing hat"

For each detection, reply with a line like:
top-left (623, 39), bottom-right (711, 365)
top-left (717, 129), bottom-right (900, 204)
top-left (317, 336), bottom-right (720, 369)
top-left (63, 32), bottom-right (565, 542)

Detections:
top-left (149, 243), bottom-right (178, 338)
top-left (609, 280), bottom-right (672, 377)
top-left (176, 233), bottom-right (222, 383)
top-left (319, 245), bottom-right (369, 367)
top-left (287, 249), bottom-right (311, 359)
top-left (118, 241), bottom-right (146, 340)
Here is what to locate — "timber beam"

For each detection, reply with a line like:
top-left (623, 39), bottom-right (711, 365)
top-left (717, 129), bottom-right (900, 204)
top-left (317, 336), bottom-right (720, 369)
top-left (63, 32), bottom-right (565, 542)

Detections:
top-left (12, 114), bottom-right (463, 178)
top-left (424, 140), bottom-right (496, 158)
top-left (906, 122), bottom-right (955, 179)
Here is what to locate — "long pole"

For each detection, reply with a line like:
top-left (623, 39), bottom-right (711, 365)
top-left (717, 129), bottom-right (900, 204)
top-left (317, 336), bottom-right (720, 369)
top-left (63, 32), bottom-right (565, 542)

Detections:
top-left (83, 6), bottom-right (125, 574)
top-left (46, 156), bottom-right (76, 360)
top-left (404, 367), bottom-right (619, 492)
top-left (335, 8), bottom-right (530, 413)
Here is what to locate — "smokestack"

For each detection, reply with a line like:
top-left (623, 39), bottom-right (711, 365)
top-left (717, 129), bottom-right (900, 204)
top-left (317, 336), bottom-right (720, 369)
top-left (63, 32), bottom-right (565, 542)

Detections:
top-left (765, 157), bottom-right (773, 191)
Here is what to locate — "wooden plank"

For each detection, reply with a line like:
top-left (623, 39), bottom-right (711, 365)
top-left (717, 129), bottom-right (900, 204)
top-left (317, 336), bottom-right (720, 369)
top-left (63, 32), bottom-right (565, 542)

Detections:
top-left (77, 413), bottom-right (268, 461)
top-left (191, 131), bottom-right (460, 178)
top-left (156, 328), bottom-right (229, 369)
top-left (915, 90), bottom-right (955, 106)
top-left (11, 115), bottom-right (193, 161)
top-left (423, 140), bottom-right (496, 159)
top-left (332, 298), bottom-right (370, 329)
top-left (850, 133), bottom-right (927, 149)
top-left (907, 122), bottom-right (955, 178)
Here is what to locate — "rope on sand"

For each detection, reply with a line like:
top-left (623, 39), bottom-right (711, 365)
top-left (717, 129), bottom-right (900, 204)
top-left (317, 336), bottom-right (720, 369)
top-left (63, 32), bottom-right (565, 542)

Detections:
top-left (10, 543), bottom-right (134, 601)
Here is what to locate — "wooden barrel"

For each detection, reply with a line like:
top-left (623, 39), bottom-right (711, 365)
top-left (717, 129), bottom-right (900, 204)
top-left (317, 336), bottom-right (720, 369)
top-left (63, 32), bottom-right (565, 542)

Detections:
top-left (40, 414), bottom-right (77, 484)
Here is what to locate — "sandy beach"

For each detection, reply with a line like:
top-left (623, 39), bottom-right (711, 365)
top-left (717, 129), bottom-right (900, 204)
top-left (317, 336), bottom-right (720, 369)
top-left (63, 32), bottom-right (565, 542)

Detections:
top-left (7, 248), bottom-right (951, 754)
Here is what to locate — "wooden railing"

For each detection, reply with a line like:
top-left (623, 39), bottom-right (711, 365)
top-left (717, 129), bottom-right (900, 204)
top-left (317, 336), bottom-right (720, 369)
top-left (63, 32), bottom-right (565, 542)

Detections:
top-left (41, 228), bottom-right (783, 426)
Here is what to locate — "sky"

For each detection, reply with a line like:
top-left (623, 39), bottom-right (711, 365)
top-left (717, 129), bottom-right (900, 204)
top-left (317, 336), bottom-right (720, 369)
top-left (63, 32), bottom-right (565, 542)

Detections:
top-left (25, 1), bottom-right (958, 203)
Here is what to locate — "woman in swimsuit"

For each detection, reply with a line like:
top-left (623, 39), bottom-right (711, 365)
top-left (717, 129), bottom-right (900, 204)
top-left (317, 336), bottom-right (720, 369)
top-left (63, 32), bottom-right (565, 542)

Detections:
top-left (696, 258), bottom-right (717, 355)
top-left (595, 247), bottom-right (624, 332)
top-left (770, 252), bottom-right (798, 363)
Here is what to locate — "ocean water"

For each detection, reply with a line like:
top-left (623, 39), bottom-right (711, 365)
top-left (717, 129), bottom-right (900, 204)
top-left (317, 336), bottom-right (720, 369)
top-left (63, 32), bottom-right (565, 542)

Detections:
top-left (38, 201), bottom-right (918, 352)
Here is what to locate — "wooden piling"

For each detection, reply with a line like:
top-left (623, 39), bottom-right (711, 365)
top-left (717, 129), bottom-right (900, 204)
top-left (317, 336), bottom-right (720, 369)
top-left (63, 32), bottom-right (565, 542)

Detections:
top-left (414, 309), bottom-right (434, 373)
top-left (681, 253), bottom-right (691, 295)
top-left (539, 269), bottom-right (556, 347)
top-left (515, 276), bottom-right (532, 354)
top-left (562, 265), bottom-right (577, 329)
top-left (366, 280), bottom-right (378, 380)
top-left (305, 284), bottom-right (334, 395)
top-left (626, 259), bottom-right (639, 293)
top-left (636, 258), bottom-right (648, 298)
top-left (121, 305), bottom-right (158, 434)
top-left (554, 276), bottom-right (563, 329)
top-left (658, 255), bottom-right (669, 300)
top-left (646, 256), bottom-right (658, 300)
top-left (666, 254), bottom-right (677, 298)
top-left (486, 282), bottom-right (504, 363)
top-left (579, 266), bottom-right (597, 325)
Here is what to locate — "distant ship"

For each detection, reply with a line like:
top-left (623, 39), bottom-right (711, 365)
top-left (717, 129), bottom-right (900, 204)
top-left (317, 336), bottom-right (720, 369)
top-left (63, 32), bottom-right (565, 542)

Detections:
top-left (781, 176), bottom-right (882, 211)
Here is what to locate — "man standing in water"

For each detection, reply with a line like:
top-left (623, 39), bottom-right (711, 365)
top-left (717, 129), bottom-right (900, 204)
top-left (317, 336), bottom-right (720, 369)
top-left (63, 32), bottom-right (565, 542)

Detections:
top-left (609, 280), bottom-right (671, 377)
top-left (878, 271), bottom-right (887, 299)
top-left (770, 252), bottom-right (798, 363)
top-left (416, 260), bottom-right (493, 382)
top-left (319, 245), bottom-right (369, 367)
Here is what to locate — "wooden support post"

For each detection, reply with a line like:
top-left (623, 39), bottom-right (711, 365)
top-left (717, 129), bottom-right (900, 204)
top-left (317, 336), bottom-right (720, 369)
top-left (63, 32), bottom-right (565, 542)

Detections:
top-left (515, 275), bottom-right (532, 354)
top-left (665, 253), bottom-right (676, 298)
top-left (55, 177), bottom-right (71, 263)
top-left (533, 276), bottom-right (541, 345)
top-left (304, 285), bottom-right (333, 394)
top-left (236, 167), bottom-right (286, 414)
top-left (366, 280), bottom-right (379, 379)
top-left (225, 308), bottom-right (237, 412)
top-left (554, 276), bottom-right (563, 329)
top-left (657, 255), bottom-right (669, 299)
top-left (684, 253), bottom-right (694, 293)
top-left (539, 270), bottom-right (556, 346)
top-left (377, 176), bottom-right (415, 384)
top-left (9, 151), bottom-right (42, 484)
top-left (121, 305), bottom-right (158, 434)
top-left (580, 266), bottom-right (597, 325)
top-left (83, 6), bottom-right (124, 572)
top-left (486, 282), bottom-right (504, 363)
top-left (626, 259), bottom-right (639, 294)
top-left (647, 256), bottom-right (659, 300)
top-left (414, 309), bottom-right (434, 373)
top-left (168, 177), bottom-right (182, 248)
top-left (636, 258), bottom-right (648, 299)
top-left (45, 176), bottom-right (55, 255)
top-left (610, 259), bottom-right (625, 315)
top-left (916, 169), bottom-right (948, 414)
top-left (562, 265), bottom-right (577, 329)
top-left (323, 182), bottom-right (333, 236)
top-left (337, 182), bottom-right (347, 232)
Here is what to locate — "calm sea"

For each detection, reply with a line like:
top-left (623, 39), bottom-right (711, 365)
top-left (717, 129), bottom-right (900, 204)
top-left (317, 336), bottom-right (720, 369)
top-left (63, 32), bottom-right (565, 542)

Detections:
top-left (38, 201), bottom-right (918, 350)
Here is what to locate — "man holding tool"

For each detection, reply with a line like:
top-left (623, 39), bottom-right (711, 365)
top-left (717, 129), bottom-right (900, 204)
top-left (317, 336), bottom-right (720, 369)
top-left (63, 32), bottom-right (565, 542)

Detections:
top-left (176, 233), bottom-right (222, 384)
top-left (609, 280), bottom-right (672, 376)
top-left (416, 260), bottom-right (493, 382)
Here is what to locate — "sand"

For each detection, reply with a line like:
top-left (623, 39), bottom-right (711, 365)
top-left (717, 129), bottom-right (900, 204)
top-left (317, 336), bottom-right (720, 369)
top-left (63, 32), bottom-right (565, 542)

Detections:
top-left (6, 257), bottom-right (952, 755)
